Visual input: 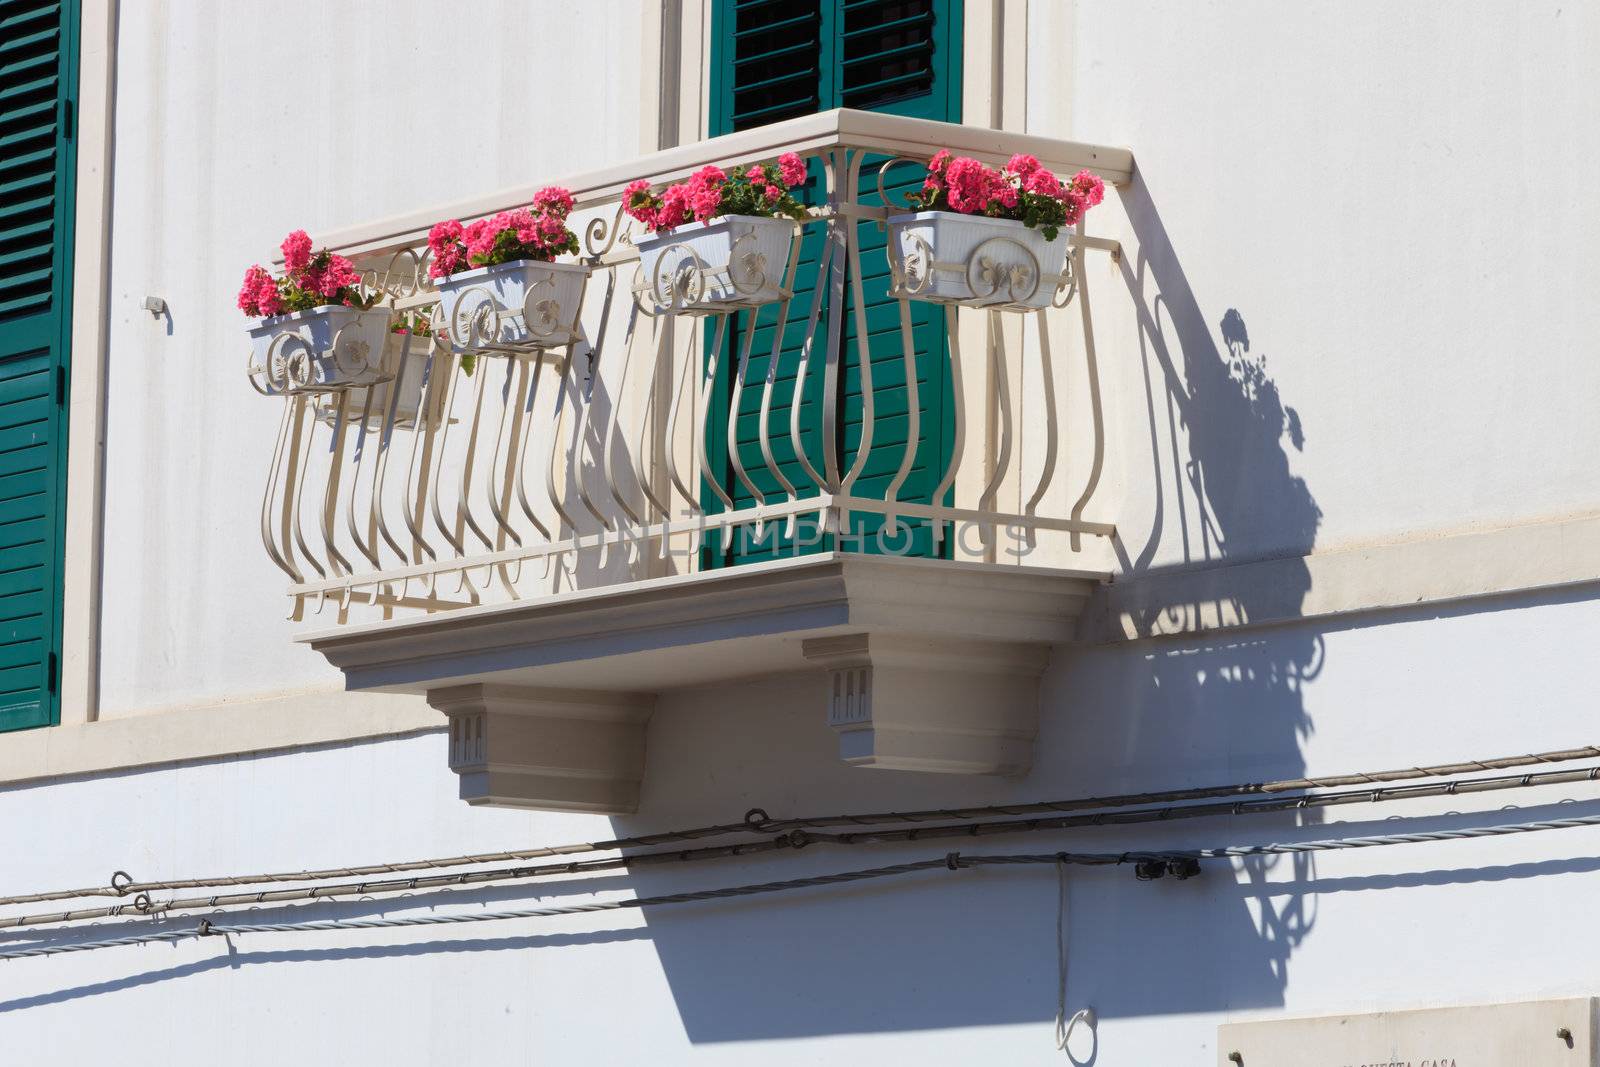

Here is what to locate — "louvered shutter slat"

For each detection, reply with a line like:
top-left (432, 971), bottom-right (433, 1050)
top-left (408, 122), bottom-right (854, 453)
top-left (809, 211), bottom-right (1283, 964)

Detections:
top-left (706, 0), bottom-right (957, 567)
top-left (0, 0), bottom-right (73, 731)
top-left (726, 0), bottom-right (823, 132)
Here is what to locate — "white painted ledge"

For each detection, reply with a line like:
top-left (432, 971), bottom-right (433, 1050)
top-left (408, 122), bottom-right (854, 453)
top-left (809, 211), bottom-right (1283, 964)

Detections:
top-left (1082, 511), bottom-right (1600, 644)
top-left (0, 690), bottom-right (438, 788)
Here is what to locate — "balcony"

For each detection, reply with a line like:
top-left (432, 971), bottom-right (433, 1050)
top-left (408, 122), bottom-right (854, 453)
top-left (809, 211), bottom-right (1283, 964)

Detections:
top-left (252, 109), bottom-right (1130, 812)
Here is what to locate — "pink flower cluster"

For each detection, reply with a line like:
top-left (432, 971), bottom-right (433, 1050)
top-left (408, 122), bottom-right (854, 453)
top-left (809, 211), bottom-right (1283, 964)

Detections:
top-left (237, 230), bottom-right (363, 319)
top-left (622, 165), bottom-right (722, 231)
top-left (942, 155), bottom-right (1018, 213)
top-left (237, 264), bottom-right (283, 317)
top-left (624, 152), bottom-right (807, 233)
top-left (281, 229), bottom-right (313, 272)
top-left (913, 152), bottom-right (1106, 231)
top-left (299, 249), bottom-right (361, 299)
top-left (427, 186), bottom-right (577, 279)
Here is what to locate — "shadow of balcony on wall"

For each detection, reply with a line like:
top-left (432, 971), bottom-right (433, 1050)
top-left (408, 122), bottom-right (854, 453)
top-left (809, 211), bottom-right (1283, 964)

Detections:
top-left (612, 173), bottom-right (1332, 1040)
top-left (1056, 168), bottom-right (1326, 1019)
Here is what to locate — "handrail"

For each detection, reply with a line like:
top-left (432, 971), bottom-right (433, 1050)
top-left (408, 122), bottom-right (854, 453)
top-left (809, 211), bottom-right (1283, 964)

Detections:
top-left (298, 109), bottom-right (1134, 262)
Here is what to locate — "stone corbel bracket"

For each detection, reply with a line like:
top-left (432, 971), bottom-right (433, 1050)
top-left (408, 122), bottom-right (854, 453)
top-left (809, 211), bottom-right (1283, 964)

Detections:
top-left (427, 684), bottom-right (655, 813)
top-left (309, 554), bottom-right (1104, 812)
top-left (802, 634), bottom-right (1051, 776)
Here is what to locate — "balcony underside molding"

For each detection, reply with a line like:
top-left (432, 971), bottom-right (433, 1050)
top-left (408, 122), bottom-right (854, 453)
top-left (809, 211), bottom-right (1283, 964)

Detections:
top-left (306, 553), bottom-right (1103, 696)
top-left (306, 554), bottom-right (1101, 800)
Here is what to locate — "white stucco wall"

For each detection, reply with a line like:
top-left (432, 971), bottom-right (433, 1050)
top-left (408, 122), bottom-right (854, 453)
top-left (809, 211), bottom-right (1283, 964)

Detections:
top-left (6, 587), bottom-right (1600, 1062)
top-left (1067, 1), bottom-right (1600, 572)
top-left (88, 0), bottom-right (1600, 714)
top-left (6, 2), bottom-right (1600, 1064)
top-left (95, 0), bottom-right (645, 715)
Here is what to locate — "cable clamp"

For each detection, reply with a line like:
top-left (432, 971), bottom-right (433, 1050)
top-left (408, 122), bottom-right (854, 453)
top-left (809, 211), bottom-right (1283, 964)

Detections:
top-left (1168, 856), bottom-right (1203, 880)
top-left (945, 852), bottom-right (962, 871)
top-left (1133, 858), bottom-right (1167, 881)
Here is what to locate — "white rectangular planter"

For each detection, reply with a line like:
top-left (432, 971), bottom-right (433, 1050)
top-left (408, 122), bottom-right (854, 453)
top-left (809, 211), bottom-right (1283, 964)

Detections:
top-left (633, 214), bottom-right (795, 312)
top-left (247, 306), bottom-right (394, 395)
top-left (354, 330), bottom-right (434, 424)
top-left (886, 211), bottom-right (1071, 310)
top-left (433, 259), bottom-right (589, 354)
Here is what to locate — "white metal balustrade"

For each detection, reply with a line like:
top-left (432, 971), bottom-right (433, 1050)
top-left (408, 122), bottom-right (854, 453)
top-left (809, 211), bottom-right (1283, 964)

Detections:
top-left (248, 110), bottom-right (1130, 626)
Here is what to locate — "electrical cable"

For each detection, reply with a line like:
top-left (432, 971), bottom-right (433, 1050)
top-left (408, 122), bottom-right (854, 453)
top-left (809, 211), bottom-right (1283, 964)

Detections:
top-left (5, 761), bottom-right (1599, 933)
top-left (4, 742), bottom-right (1596, 910)
top-left (5, 811), bottom-right (1600, 963)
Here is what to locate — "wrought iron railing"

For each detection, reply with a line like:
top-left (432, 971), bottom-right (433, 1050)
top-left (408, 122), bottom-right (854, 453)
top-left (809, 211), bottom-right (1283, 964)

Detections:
top-left (248, 110), bottom-right (1129, 622)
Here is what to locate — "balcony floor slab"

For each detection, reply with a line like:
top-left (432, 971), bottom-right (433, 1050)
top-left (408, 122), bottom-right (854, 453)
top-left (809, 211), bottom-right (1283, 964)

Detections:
top-left (305, 553), bottom-right (1105, 696)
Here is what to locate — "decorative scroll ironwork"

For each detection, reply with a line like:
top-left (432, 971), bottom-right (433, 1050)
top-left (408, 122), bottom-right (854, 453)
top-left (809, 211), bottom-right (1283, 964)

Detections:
top-left (251, 141), bottom-right (1118, 624)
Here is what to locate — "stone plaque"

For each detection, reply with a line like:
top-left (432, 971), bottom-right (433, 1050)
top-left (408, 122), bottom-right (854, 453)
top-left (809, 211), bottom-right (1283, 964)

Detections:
top-left (1217, 997), bottom-right (1595, 1066)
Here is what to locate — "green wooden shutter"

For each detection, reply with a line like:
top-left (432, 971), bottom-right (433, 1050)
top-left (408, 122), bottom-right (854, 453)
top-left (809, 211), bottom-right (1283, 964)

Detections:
top-left (0, 0), bottom-right (78, 731)
top-left (708, 0), bottom-right (960, 565)
top-left (834, 0), bottom-right (959, 559)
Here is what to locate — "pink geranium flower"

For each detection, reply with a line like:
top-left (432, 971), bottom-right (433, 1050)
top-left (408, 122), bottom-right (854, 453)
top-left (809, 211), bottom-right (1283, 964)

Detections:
top-left (1063, 188), bottom-right (1088, 225)
top-left (621, 154), bottom-right (809, 234)
top-left (424, 186), bottom-right (579, 280)
top-left (943, 156), bottom-right (996, 213)
top-left (1006, 153), bottom-right (1042, 178)
top-left (904, 153), bottom-right (1107, 239)
top-left (301, 253), bottom-right (359, 299)
top-left (687, 172), bottom-right (723, 221)
top-left (254, 279), bottom-right (285, 317)
top-left (623, 179), bottom-right (659, 229)
top-left (657, 184), bottom-right (691, 229)
top-left (777, 152), bottom-right (806, 186)
top-left (531, 186), bottom-right (574, 214)
top-left (1023, 168), bottom-right (1063, 198)
top-left (1072, 169), bottom-right (1105, 208)
top-left (462, 219), bottom-right (494, 260)
top-left (280, 230), bottom-right (313, 272)
top-left (238, 231), bottom-right (368, 318)
top-left (237, 264), bottom-right (279, 317)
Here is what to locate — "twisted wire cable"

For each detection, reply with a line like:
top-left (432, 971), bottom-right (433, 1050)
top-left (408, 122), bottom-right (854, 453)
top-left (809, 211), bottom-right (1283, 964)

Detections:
top-left (5, 811), bottom-right (1600, 963)
top-left (5, 762), bottom-right (1600, 933)
top-left (4, 743), bottom-right (1596, 910)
